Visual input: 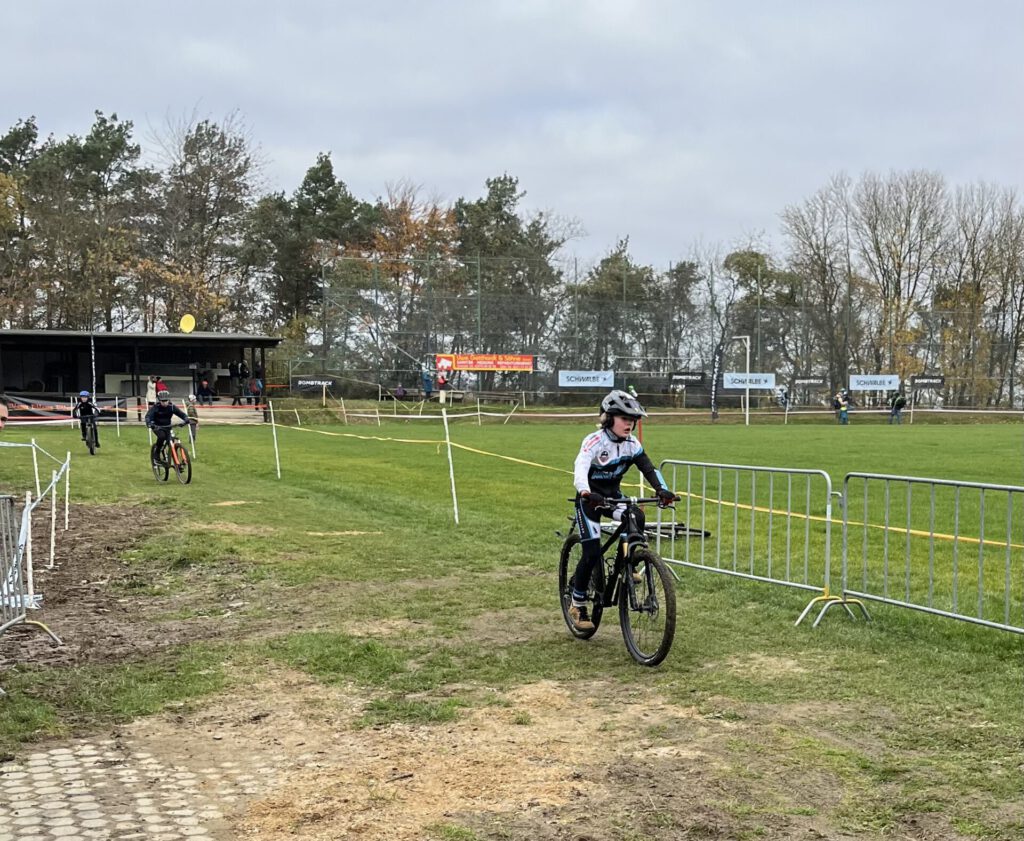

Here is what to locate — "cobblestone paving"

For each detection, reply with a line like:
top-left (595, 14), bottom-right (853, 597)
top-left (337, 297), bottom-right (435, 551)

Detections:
top-left (0, 739), bottom-right (277, 840)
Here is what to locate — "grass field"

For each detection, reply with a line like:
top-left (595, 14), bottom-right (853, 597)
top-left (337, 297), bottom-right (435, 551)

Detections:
top-left (1, 417), bottom-right (1022, 840)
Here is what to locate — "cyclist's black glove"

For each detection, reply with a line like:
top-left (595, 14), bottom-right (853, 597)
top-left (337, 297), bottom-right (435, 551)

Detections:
top-left (657, 488), bottom-right (678, 508)
top-left (581, 491), bottom-right (605, 508)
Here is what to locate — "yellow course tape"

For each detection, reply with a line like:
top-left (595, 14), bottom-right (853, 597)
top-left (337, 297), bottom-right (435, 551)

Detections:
top-left (282, 424), bottom-right (443, 446)
top-left (282, 424), bottom-right (1021, 550)
top-left (673, 490), bottom-right (1024, 550)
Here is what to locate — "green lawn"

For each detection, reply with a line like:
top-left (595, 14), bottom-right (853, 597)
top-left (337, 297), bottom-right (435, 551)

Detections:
top-left (1, 418), bottom-right (1022, 839)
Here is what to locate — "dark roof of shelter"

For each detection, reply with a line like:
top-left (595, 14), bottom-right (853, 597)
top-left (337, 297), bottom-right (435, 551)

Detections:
top-left (1, 329), bottom-right (283, 346)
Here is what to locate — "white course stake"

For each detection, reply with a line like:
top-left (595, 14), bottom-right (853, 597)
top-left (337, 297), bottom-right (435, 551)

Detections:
top-left (49, 470), bottom-right (56, 569)
top-left (64, 451), bottom-right (71, 530)
top-left (30, 438), bottom-right (41, 496)
top-left (270, 400), bottom-right (282, 479)
top-left (442, 408), bottom-right (460, 525)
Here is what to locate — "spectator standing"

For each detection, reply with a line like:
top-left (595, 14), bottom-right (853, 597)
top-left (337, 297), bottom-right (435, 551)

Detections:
top-left (184, 394), bottom-right (200, 439)
top-left (837, 391), bottom-right (850, 425)
top-left (228, 360), bottom-right (240, 390)
top-left (145, 375), bottom-right (159, 407)
top-left (239, 359), bottom-right (250, 383)
top-left (422, 368), bottom-right (434, 401)
top-left (247, 376), bottom-right (263, 408)
top-left (888, 391), bottom-right (906, 425)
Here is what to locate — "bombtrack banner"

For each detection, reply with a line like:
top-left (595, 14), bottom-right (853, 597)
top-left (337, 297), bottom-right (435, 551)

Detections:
top-left (290, 376), bottom-right (340, 392)
top-left (435, 354), bottom-right (534, 372)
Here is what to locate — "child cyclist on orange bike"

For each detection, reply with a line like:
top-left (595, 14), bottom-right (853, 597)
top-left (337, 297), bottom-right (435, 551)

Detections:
top-left (570, 389), bottom-right (677, 630)
top-left (145, 389), bottom-right (195, 466)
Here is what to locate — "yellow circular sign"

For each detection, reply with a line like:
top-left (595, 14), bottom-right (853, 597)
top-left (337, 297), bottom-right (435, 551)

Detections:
top-left (179, 313), bottom-right (196, 333)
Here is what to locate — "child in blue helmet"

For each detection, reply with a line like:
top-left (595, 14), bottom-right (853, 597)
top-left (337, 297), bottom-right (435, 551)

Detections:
top-left (72, 390), bottom-right (102, 447)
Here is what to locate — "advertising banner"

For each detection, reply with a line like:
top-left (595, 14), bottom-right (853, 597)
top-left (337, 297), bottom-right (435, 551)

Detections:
top-left (910, 374), bottom-right (945, 389)
top-left (793, 376), bottom-right (827, 387)
top-left (291, 376), bottom-right (338, 392)
top-left (435, 353), bottom-right (533, 372)
top-left (849, 374), bottom-right (899, 391)
top-left (670, 371), bottom-right (706, 385)
top-left (723, 372), bottom-right (776, 389)
top-left (558, 370), bottom-right (614, 388)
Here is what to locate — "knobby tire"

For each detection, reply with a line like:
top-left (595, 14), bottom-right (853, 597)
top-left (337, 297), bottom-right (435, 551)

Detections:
top-left (619, 548), bottom-right (676, 667)
top-left (558, 533), bottom-right (603, 639)
top-left (173, 444), bottom-right (192, 485)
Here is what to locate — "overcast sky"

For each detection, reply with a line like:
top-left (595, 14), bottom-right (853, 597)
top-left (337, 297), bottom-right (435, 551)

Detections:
top-left (5, 1), bottom-right (1023, 268)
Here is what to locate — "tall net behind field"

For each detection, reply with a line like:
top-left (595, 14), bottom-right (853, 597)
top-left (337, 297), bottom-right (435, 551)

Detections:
top-left (282, 255), bottom-right (1024, 410)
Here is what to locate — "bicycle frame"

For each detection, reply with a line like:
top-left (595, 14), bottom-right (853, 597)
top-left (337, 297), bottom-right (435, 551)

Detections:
top-left (573, 497), bottom-right (659, 610)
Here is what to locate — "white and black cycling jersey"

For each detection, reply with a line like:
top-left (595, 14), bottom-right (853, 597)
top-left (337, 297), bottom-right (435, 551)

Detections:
top-left (573, 428), bottom-right (667, 499)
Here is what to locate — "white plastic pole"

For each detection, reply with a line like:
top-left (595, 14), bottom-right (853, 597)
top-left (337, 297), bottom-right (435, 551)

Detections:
top-left (115, 395), bottom-right (121, 437)
top-left (188, 419), bottom-right (198, 460)
top-left (340, 397), bottom-right (348, 425)
top-left (441, 408), bottom-right (459, 525)
top-left (322, 383), bottom-right (327, 407)
top-left (503, 401), bottom-right (520, 425)
top-left (477, 398), bottom-right (482, 427)
top-left (270, 400), bottom-right (282, 479)
top-left (64, 452), bottom-right (71, 530)
top-left (375, 406), bottom-right (381, 427)
top-left (293, 408), bottom-right (301, 426)
top-left (24, 492), bottom-right (34, 598)
top-left (30, 438), bottom-right (41, 496)
top-left (49, 470), bottom-right (56, 569)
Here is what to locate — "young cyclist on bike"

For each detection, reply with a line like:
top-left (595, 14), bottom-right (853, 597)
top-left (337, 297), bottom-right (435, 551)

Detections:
top-left (570, 389), bottom-right (676, 630)
top-left (145, 389), bottom-right (193, 466)
top-left (72, 390), bottom-right (102, 448)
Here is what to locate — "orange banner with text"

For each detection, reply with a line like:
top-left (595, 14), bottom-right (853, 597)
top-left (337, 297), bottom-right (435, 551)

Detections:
top-left (436, 354), bottom-right (534, 372)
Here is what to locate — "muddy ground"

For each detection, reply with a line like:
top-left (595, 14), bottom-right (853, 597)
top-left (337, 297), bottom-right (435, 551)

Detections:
top-left (0, 503), bottom-right (990, 840)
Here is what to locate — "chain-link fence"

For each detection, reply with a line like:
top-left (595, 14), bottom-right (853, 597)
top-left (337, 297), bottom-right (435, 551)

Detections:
top-left (272, 255), bottom-right (1024, 409)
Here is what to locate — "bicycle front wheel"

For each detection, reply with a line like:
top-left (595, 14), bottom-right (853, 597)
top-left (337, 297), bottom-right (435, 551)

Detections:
top-left (619, 548), bottom-right (676, 667)
top-left (173, 444), bottom-right (192, 484)
top-left (85, 424), bottom-right (96, 456)
top-left (558, 534), bottom-right (603, 639)
top-left (152, 453), bottom-right (169, 482)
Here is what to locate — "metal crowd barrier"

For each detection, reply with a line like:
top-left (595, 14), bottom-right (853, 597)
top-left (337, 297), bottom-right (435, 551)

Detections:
top-left (656, 460), bottom-right (864, 625)
top-left (0, 493), bottom-right (63, 697)
top-left (834, 473), bottom-right (1024, 634)
top-left (0, 495), bottom-right (24, 637)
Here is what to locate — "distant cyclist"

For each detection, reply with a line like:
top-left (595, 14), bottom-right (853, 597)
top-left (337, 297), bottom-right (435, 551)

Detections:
top-left (145, 389), bottom-right (193, 466)
top-left (569, 389), bottom-right (677, 630)
top-left (72, 390), bottom-right (102, 448)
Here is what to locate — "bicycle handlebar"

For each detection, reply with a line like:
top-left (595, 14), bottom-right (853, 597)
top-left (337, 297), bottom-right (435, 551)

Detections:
top-left (149, 421), bottom-right (194, 430)
top-left (567, 496), bottom-right (677, 506)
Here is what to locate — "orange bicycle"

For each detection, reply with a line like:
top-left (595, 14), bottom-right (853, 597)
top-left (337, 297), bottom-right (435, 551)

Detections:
top-left (151, 422), bottom-right (193, 484)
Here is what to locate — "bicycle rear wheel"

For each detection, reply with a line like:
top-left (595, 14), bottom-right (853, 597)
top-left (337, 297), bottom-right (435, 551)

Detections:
top-left (173, 444), bottom-right (192, 484)
top-left (619, 548), bottom-right (676, 666)
top-left (558, 534), bottom-right (604, 639)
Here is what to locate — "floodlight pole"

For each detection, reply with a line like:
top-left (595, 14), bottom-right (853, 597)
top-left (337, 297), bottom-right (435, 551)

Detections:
top-left (732, 335), bottom-right (751, 426)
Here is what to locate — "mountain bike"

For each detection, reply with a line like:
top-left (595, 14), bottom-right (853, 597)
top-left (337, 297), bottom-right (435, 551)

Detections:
top-left (81, 416), bottom-right (98, 456)
top-left (558, 496), bottom-right (678, 667)
top-left (151, 422), bottom-right (193, 484)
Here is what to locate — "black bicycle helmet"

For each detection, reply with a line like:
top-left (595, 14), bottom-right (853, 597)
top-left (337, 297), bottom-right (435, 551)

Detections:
top-left (601, 389), bottom-right (647, 418)
top-left (157, 389), bottom-right (171, 401)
